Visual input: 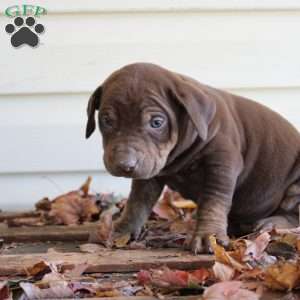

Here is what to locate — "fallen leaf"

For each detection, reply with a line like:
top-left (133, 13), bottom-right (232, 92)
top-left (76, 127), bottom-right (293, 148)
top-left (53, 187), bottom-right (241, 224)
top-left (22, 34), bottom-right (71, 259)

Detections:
top-left (266, 241), bottom-right (296, 260)
top-left (275, 227), bottom-right (300, 235)
top-left (80, 176), bottom-right (92, 197)
top-left (297, 239), bottom-right (300, 252)
top-left (138, 267), bottom-right (209, 289)
top-left (46, 177), bottom-right (100, 225)
top-left (137, 270), bottom-right (152, 285)
top-left (128, 241), bottom-right (147, 249)
top-left (264, 262), bottom-right (300, 291)
top-left (169, 219), bottom-right (195, 234)
top-left (0, 281), bottom-right (10, 300)
top-left (152, 199), bottom-right (178, 221)
top-left (243, 232), bottom-right (271, 261)
top-left (64, 263), bottom-right (89, 279)
top-left (49, 191), bottom-right (99, 225)
top-left (95, 290), bottom-right (121, 297)
top-left (190, 268), bottom-right (211, 283)
top-left (114, 233), bottom-right (131, 248)
top-left (89, 209), bottom-right (114, 246)
top-left (171, 200), bottom-right (197, 209)
top-left (79, 243), bottom-right (105, 253)
top-left (26, 261), bottom-right (51, 277)
top-left (20, 281), bottom-right (74, 299)
top-left (35, 197), bottom-right (52, 211)
top-left (212, 262), bottom-right (235, 281)
top-left (209, 236), bottom-right (246, 271)
top-left (202, 281), bottom-right (260, 300)
top-left (237, 268), bottom-right (263, 280)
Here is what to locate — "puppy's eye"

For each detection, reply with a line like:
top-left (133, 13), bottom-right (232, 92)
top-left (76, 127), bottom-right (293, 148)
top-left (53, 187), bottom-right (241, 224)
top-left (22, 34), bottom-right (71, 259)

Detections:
top-left (150, 116), bottom-right (165, 129)
top-left (100, 115), bottom-right (113, 128)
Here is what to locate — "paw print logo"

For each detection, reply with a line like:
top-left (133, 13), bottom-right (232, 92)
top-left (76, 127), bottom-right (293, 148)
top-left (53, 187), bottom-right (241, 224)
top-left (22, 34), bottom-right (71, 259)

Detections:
top-left (5, 16), bottom-right (45, 48)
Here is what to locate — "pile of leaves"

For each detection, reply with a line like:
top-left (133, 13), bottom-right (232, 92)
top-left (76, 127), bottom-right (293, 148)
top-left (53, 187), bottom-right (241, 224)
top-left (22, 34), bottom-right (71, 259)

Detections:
top-left (89, 186), bottom-right (198, 248)
top-left (2, 178), bottom-right (300, 299)
top-left (1, 260), bottom-right (143, 299)
top-left (2, 177), bottom-right (125, 227)
top-left (132, 227), bottom-right (300, 299)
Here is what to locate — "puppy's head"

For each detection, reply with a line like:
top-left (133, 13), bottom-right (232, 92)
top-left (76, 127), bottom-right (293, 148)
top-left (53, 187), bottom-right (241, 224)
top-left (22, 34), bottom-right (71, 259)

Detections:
top-left (86, 63), bottom-right (215, 179)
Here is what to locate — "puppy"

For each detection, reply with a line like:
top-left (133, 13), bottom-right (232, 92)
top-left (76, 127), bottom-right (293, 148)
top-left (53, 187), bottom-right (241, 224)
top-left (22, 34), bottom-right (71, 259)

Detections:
top-left (86, 63), bottom-right (300, 253)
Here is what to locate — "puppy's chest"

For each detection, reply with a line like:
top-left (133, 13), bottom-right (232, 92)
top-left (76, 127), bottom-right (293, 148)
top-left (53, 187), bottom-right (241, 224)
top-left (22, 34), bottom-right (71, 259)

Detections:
top-left (161, 165), bottom-right (205, 200)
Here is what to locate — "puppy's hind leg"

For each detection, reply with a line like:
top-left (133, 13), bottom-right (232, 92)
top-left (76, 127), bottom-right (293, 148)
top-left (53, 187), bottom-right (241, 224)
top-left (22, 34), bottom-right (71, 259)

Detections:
top-left (254, 179), bottom-right (300, 232)
top-left (253, 214), bottom-right (298, 232)
top-left (280, 178), bottom-right (300, 214)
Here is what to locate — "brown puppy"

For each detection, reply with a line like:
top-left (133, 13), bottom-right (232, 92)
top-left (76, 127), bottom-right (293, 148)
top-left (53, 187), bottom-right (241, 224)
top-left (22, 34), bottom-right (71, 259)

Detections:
top-left (86, 63), bottom-right (300, 253)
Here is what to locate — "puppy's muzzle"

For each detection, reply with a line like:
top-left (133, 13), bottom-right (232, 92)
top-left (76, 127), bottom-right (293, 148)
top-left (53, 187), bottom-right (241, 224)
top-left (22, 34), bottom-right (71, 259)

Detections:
top-left (110, 147), bottom-right (138, 176)
top-left (117, 156), bottom-right (137, 174)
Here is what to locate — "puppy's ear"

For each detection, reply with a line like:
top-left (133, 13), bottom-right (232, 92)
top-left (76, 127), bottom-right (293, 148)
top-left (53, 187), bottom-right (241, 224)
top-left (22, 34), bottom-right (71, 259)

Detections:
top-left (86, 85), bottom-right (102, 139)
top-left (170, 78), bottom-right (216, 141)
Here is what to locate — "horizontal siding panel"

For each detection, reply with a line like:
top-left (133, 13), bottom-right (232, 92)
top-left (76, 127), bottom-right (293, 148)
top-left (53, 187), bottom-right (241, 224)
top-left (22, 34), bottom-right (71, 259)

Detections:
top-left (0, 89), bottom-right (299, 174)
top-left (1, 12), bottom-right (300, 94)
top-left (2, 0), bottom-right (300, 13)
top-left (0, 171), bottom-right (130, 211)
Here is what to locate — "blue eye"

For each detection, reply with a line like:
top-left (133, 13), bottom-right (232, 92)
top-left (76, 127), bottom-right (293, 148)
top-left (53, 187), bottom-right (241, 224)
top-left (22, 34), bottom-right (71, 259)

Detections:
top-left (150, 116), bottom-right (164, 128)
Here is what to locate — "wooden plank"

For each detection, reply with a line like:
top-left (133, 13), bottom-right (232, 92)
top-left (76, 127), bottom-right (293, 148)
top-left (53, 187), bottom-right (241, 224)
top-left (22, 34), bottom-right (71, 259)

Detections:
top-left (0, 249), bottom-right (213, 276)
top-left (0, 224), bottom-right (96, 243)
top-left (0, 211), bottom-right (39, 222)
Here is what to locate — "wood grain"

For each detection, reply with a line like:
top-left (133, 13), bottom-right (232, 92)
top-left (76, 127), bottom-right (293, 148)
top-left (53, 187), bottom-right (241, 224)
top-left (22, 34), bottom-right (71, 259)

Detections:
top-left (0, 223), bottom-right (95, 242)
top-left (0, 249), bottom-right (213, 276)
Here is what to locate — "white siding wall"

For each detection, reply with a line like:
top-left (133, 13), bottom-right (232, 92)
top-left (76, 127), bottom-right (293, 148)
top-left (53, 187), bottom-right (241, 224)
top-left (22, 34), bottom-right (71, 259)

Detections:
top-left (0, 1), bottom-right (299, 210)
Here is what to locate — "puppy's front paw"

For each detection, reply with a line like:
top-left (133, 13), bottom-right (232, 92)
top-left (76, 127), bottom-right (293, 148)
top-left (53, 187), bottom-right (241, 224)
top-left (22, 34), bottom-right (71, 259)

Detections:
top-left (186, 231), bottom-right (229, 254)
top-left (113, 218), bottom-right (142, 241)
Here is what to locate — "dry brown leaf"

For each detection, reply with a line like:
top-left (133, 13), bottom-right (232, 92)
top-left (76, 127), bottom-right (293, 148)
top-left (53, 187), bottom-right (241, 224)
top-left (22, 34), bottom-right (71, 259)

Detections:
top-left (90, 210), bottom-right (113, 246)
top-left (35, 197), bottom-right (52, 211)
top-left (96, 290), bottom-right (121, 297)
top-left (297, 239), bottom-right (300, 252)
top-left (189, 268), bottom-right (211, 284)
top-left (171, 199), bottom-right (197, 209)
top-left (152, 187), bottom-right (191, 221)
top-left (46, 177), bottom-right (100, 225)
top-left (152, 200), bottom-right (178, 221)
top-left (138, 267), bottom-right (210, 289)
top-left (264, 262), bottom-right (300, 291)
top-left (80, 176), bottom-right (92, 197)
top-left (49, 191), bottom-right (99, 225)
top-left (169, 219), bottom-right (195, 234)
top-left (64, 263), bottom-right (89, 279)
top-left (26, 261), bottom-right (51, 277)
top-left (79, 243), bottom-right (105, 253)
top-left (114, 233), bottom-right (131, 248)
top-left (0, 281), bottom-right (10, 300)
top-left (209, 236), bottom-right (246, 271)
top-left (202, 281), bottom-right (260, 300)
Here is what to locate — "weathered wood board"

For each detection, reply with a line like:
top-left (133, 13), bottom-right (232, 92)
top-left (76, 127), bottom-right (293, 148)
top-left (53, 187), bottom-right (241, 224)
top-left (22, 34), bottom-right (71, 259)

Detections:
top-left (0, 249), bottom-right (213, 276)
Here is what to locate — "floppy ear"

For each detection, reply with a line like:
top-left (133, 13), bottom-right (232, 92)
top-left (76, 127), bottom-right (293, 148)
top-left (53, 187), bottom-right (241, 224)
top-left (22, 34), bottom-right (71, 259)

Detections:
top-left (169, 78), bottom-right (216, 141)
top-left (86, 85), bottom-right (102, 139)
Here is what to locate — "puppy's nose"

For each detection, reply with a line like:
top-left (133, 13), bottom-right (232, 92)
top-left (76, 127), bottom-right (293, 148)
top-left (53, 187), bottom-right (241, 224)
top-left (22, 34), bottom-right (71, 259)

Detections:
top-left (118, 158), bottom-right (137, 173)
